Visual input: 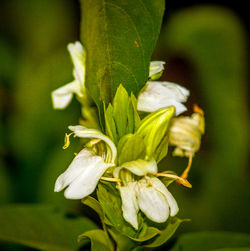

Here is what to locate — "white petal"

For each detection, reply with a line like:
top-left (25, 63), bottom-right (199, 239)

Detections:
top-left (51, 80), bottom-right (82, 109)
top-left (67, 41), bottom-right (86, 86)
top-left (113, 159), bottom-right (157, 178)
top-left (137, 81), bottom-right (189, 115)
top-left (136, 178), bottom-right (169, 223)
top-left (150, 177), bottom-right (179, 216)
top-left (68, 125), bottom-right (117, 163)
top-left (118, 182), bottom-right (139, 229)
top-left (64, 155), bottom-right (113, 199)
top-left (149, 61), bottom-right (165, 78)
top-left (54, 149), bottom-right (94, 192)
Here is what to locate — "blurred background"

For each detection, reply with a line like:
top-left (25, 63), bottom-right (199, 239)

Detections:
top-left (0, 0), bottom-right (249, 250)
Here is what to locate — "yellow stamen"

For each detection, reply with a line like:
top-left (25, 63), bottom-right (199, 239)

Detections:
top-left (193, 104), bottom-right (204, 116)
top-left (62, 133), bottom-right (73, 149)
top-left (100, 177), bottom-right (121, 183)
top-left (156, 173), bottom-right (192, 188)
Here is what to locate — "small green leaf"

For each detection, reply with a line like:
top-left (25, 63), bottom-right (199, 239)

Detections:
top-left (0, 204), bottom-right (97, 251)
top-left (82, 196), bottom-right (105, 221)
top-left (113, 85), bottom-right (131, 139)
top-left (154, 134), bottom-right (169, 163)
top-left (105, 104), bottom-right (118, 144)
top-left (117, 134), bottom-right (146, 165)
top-left (170, 232), bottom-right (250, 251)
top-left (78, 229), bottom-right (113, 251)
top-left (130, 227), bottom-right (160, 242)
top-left (104, 85), bottom-right (141, 144)
top-left (108, 227), bottom-right (137, 251)
top-left (145, 217), bottom-right (188, 248)
top-left (131, 94), bottom-right (141, 130)
top-left (80, 0), bottom-right (165, 107)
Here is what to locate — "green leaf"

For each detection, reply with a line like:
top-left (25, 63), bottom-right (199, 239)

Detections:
top-left (113, 85), bottom-right (131, 139)
top-left (170, 232), bottom-right (250, 251)
top-left (108, 227), bottom-right (137, 251)
top-left (130, 227), bottom-right (160, 242)
top-left (145, 217), bottom-right (188, 248)
top-left (104, 85), bottom-right (141, 144)
top-left (117, 134), bottom-right (146, 165)
top-left (0, 204), bottom-right (97, 251)
top-left (80, 0), bottom-right (165, 107)
top-left (78, 229), bottom-right (114, 251)
top-left (105, 104), bottom-right (118, 144)
top-left (82, 196), bottom-right (105, 221)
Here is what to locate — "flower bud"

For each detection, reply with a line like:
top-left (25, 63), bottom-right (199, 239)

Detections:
top-left (169, 111), bottom-right (205, 157)
top-left (136, 106), bottom-right (175, 161)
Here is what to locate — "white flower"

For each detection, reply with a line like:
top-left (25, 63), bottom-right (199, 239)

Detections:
top-left (68, 125), bottom-right (117, 163)
top-left (54, 149), bottom-right (114, 199)
top-left (118, 176), bottom-right (179, 229)
top-left (149, 61), bottom-right (165, 79)
top-left (137, 81), bottom-right (190, 115)
top-left (119, 182), bottom-right (139, 229)
top-left (54, 125), bottom-right (117, 199)
top-left (51, 41), bottom-right (86, 109)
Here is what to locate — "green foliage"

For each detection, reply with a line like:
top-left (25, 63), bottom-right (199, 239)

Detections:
top-left (170, 232), bottom-right (250, 251)
top-left (80, 0), bottom-right (165, 108)
top-left (96, 182), bottom-right (186, 250)
top-left (104, 85), bottom-right (141, 144)
top-left (0, 204), bottom-right (97, 251)
top-left (117, 134), bottom-right (146, 165)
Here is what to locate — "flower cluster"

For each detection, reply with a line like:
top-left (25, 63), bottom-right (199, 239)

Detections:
top-left (52, 41), bottom-right (205, 230)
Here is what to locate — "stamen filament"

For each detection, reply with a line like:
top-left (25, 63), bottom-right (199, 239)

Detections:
top-left (156, 173), bottom-right (192, 188)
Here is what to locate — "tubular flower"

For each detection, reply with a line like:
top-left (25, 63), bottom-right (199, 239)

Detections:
top-left (51, 41), bottom-right (86, 109)
top-left (118, 176), bottom-right (179, 229)
top-left (169, 106), bottom-right (205, 157)
top-left (54, 125), bottom-right (117, 199)
top-left (168, 105), bottom-right (205, 182)
top-left (137, 81), bottom-right (190, 115)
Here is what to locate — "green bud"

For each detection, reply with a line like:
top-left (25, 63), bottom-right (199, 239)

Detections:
top-left (136, 106), bottom-right (175, 161)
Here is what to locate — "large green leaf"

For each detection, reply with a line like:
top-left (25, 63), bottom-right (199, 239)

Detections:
top-left (170, 232), bottom-right (250, 251)
top-left (80, 0), bottom-right (165, 107)
top-left (0, 204), bottom-right (97, 251)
